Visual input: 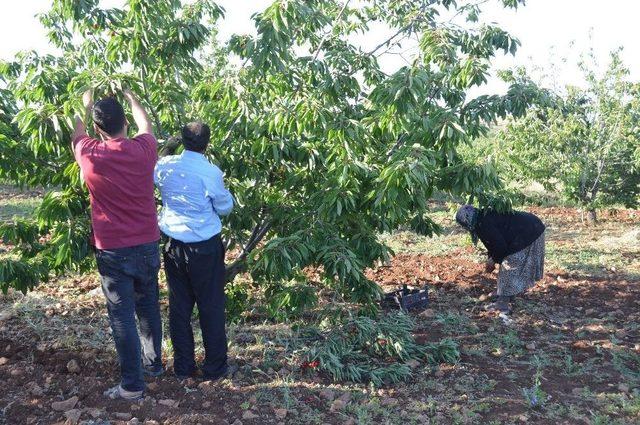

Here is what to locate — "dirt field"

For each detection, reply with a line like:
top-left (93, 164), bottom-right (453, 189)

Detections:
top-left (1, 187), bottom-right (639, 424)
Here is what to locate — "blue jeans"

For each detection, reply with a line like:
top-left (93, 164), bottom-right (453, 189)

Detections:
top-left (163, 234), bottom-right (228, 378)
top-left (96, 241), bottom-right (163, 392)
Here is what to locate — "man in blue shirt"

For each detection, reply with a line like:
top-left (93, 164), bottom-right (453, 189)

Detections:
top-left (155, 122), bottom-right (234, 380)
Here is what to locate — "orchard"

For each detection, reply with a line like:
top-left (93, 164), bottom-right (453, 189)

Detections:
top-left (0, 0), bottom-right (536, 295)
top-left (0, 1), bottom-right (639, 424)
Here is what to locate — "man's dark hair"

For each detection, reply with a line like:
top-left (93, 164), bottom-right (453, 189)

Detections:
top-left (182, 121), bottom-right (210, 152)
top-left (92, 97), bottom-right (126, 137)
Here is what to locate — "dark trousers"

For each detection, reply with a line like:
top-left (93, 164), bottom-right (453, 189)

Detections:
top-left (163, 234), bottom-right (228, 378)
top-left (95, 241), bottom-right (163, 392)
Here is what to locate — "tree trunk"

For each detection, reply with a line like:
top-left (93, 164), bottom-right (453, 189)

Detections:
top-left (586, 209), bottom-right (597, 225)
top-left (225, 261), bottom-right (247, 283)
top-left (224, 220), bottom-right (271, 283)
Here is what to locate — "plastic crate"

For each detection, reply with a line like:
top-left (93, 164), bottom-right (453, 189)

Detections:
top-left (381, 284), bottom-right (429, 312)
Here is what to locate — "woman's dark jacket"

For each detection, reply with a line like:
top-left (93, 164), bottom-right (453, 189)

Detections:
top-left (475, 210), bottom-right (545, 264)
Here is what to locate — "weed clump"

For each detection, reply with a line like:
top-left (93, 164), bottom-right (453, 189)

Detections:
top-left (303, 312), bottom-right (459, 386)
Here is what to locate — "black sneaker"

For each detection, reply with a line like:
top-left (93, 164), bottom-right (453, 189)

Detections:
top-left (143, 366), bottom-right (165, 377)
top-left (485, 299), bottom-right (512, 315)
top-left (203, 364), bottom-right (238, 381)
top-left (175, 370), bottom-right (197, 380)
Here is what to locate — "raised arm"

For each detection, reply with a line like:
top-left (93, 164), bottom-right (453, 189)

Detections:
top-left (71, 89), bottom-right (93, 150)
top-left (123, 88), bottom-right (153, 136)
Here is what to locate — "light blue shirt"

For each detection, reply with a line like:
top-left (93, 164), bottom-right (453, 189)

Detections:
top-left (154, 150), bottom-right (233, 243)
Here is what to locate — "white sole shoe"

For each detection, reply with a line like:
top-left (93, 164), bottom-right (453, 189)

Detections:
top-left (104, 384), bottom-right (144, 400)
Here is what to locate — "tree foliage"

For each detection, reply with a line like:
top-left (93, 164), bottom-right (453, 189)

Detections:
top-left (493, 51), bottom-right (640, 220)
top-left (1, 0), bottom-right (537, 298)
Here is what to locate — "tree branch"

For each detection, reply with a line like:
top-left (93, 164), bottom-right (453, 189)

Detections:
top-left (225, 220), bottom-right (271, 282)
top-left (345, 5), bottom-right (428, 78)
top-left (367, 25), bottom-right (411, 57)
top-left (386, 134), bottom-right (407, 159)
top-left (312, 0), bottom-right (351, 62)
top-left (366, 2), bottom-right (431, 57)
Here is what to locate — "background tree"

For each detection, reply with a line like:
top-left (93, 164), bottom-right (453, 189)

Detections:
top-left (1, 0), bottom-right (539, 307)
top-left (494, 50), bottom-right (640, 223)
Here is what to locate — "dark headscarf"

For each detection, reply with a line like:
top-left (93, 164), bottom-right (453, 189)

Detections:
top-left (455, 205), bottom-right (480, 244)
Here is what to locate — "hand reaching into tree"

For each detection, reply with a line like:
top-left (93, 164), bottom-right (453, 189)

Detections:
top-left (122, 87), bottom-right (153, 136)
top-left (121, 87), bottom-right (134, 100)
top-left (82, 88), bottom-right (93, 110)
top-left (71, 88), bottom-right (94, 148)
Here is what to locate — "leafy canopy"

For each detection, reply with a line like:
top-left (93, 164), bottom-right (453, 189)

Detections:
top-left (1, 0), bottom-right (536, 300)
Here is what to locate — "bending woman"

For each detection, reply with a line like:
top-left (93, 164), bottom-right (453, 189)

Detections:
top-left (455, 205), bottom-right (546, 314)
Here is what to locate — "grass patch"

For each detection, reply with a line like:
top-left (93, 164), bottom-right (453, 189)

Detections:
top-left (544, 219), bottom-right (640, 278)
top-left (546, 246), bottom-right (635, 278)
top-left (434, 311), bottom-right (479, 334)
top-left (0, 197), bottom-right (41, 221)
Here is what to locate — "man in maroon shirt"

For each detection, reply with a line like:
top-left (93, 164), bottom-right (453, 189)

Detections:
top-left (72, 88), bottom-right (163, 400)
